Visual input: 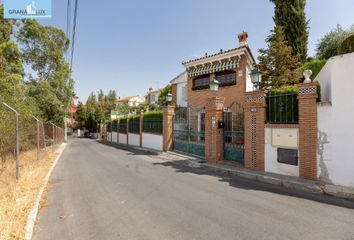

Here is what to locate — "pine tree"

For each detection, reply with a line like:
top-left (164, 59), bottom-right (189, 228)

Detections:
top-left (258, 26), bottom-right (302, 89)
top-left (271, 0), bottom-right (309, 62)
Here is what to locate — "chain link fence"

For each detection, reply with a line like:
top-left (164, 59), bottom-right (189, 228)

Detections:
top-left (0, 102), bottom-right (65, 179)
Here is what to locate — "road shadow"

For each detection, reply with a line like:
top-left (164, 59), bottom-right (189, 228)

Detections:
top-left (153, 160), bottom-right (354, 209)
top-left (97, 140), bottom-right (159, 156)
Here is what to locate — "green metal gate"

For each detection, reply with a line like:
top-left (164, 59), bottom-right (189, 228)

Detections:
top-left (173, 107), bottom-right (205, 157)
top-left (223, 101), bottom-right (244, 164)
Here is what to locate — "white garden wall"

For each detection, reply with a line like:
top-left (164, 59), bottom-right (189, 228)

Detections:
top-left (264, 128), bottom-right (299, 177)
top-left (119, 133), bottom-right (127, 145)
top-left (316, 53), bottom-right (354, 187)
top-left (128, 133), bottom-right (140, 146)
top-left (106, 132), bottom-right (112, 142)
top-left (112, 132), bottom-right (118, 143)
top-left (142, 133), bottom-right (163, 151)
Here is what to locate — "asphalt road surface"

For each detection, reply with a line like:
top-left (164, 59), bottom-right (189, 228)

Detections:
top-left (33, 138), bottom-right (354, 240)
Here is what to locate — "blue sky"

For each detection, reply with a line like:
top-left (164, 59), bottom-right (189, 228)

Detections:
top-left (5, 0), bottom-right (354, 101)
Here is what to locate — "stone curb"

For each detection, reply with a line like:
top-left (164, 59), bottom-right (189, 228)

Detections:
top-left (99, 140), bottom-right (162, 155)
top-left (202, 163), bottom-right (324, 194)
top-left (25, 143), bottom-right (67, 240)
top-left (321, 184), bottom-right (354, 201)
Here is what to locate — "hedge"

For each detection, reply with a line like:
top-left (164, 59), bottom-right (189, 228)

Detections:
top-left (129, 115), bottom-right (140, 134)
top-left (301, 59), bottom-right (327, 80)
top-left (338, 34), bottom-right (354, 55)
top-left (119, 118), bottom-right (127, 133)
top-left (143, 111), bottom-right (163, 134)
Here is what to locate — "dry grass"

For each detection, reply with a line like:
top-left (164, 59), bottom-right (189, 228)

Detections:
top-left (0, 146), bottom-right (62, 240)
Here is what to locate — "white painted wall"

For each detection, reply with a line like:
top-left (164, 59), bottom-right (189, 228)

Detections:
top-left (246, 65), bottom-right (253, 92)
top-left (316, 53), bottom-right (354, 187)
top-left (171, 71), bottom-right (188, 107)
top-left (112, 132), bottom-right (118, 143)
top-left (265, 128), bottom-right (299, 177)
top-left (128, 133), bottom-right (140, 146)
top-left (119, 134), bottom-right (127, 145)
top-left (176, 82), bottom-right (187, 107)
top-left (142, 133), bottom-right (163, 151)
top-left (107, 132), bottom-right (112, 142)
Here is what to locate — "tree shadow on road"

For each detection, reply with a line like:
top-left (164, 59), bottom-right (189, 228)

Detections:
top-left (153, 160), bottom-right (354, 210)
top-left (98, 141), bottom-right (159, 156)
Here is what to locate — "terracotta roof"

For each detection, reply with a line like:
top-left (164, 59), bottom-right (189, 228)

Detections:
top-left (182, 45), bottom-right (255, 65)
top-left (148, 88), bottom-right (163, 94)
top-left (115, 96), bottom-right (139, 103)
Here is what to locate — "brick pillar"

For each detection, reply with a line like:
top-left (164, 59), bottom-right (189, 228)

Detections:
top-left (298, 83), bottom-right (318, 180)
top-left (163, 105), bottom-right (175, 151)
top-left (244, 91), bottom-right (266, 171)
top-left (171, 83), bottom-right (177, 105)
top-left (140, 110), bottom-right (144, 147)
top-left (205, 97), bottom-right (224, 163)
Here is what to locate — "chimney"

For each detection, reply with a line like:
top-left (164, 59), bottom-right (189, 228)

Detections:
top-left (149, 87), bottom-right (153, 92)
top-left (238, 31), bottom-right (248, 47)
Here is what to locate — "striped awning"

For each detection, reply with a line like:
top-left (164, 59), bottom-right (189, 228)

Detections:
top-left (188, 60), bottom-right (239, 77)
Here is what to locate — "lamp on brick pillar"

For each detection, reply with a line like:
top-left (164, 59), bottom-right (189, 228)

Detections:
top-left (162, 104), bottom-right (175, 151)
top-left (205, 97), bottom-right (224, 163)
top-left (163, 92), bottom-right (175, 151)
top-left (204, 78), bottom-right (224, 163)
top-left (297, 82), bottom-right (318, 180)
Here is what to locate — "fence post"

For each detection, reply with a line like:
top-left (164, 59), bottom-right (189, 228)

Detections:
top-left (117, 119), bottom-right (120, 144)
top-left (140, 110), bottom-right (144, 147)
top-left (163, 105), bottom-right (175, 151)
top-left (3, 103), bottom-right (20, 180)
top-left (204, 97), bottom-right (224, 163)
top-left (244, 91), bottom-right (267, 171)
top-left (297, 82), bottom-right (318, 180)
top-left (32, 116), bottom-right (40, 161)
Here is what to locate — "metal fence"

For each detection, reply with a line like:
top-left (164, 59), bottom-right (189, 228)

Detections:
top-left (143, 117), bottom-right (163, 134)
top-left (266, 92), bottom-right (299, 124)
top-left (0, 102), bottom-right (64, 180)
top-left (129, 117), bottom-right (140, 134)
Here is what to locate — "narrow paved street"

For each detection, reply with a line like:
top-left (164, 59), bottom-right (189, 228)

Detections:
top-left (33, 138), bottom-right (354, 240)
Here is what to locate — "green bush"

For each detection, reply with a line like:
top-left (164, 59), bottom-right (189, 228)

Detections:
top-left (301, 59), bottom-right (327, 80)
top-left (119, 118), bottom-right (127, 133)
top-left (111, 119), bottom-right (118, 132)
top-left (129, 115), bottom-right (140, 134)
top-left (338, 34), bottom-right (354, 55)
top-left (143, 111), bottom-right (163, 134)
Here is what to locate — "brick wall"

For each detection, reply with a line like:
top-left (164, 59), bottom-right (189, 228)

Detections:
top-left (298, 83), bottom-right (318, 180)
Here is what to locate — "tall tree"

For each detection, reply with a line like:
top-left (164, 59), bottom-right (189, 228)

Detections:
top-left (271, 0), bottom-right (309, 62)
top-left (17, 19), bottom-right (75, 125)
top-left (315, 24), bottom-right (354, 59)
top-left (158, 84), bottom-right (172, 107)
top-left (258, 26), bottom-right (302, 89)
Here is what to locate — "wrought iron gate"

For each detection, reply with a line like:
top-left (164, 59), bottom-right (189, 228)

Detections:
top-left (173, 107), bottom-right (205, 157)
top-left (223, 101), bottom-right (244, 164)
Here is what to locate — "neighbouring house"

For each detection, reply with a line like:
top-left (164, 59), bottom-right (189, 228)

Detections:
top-left (67, 104), bottom-right (78, 128)
top-left (115, 96), bottom-right (145, 108)
top-left (170, 71), bottom-right (188, 107)
top-left (315, 52), bottom-right (354, 188)
top-left (182, 32), bottom-right (255, 110)
top-left (145, 88), bottom-right (162, 106)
